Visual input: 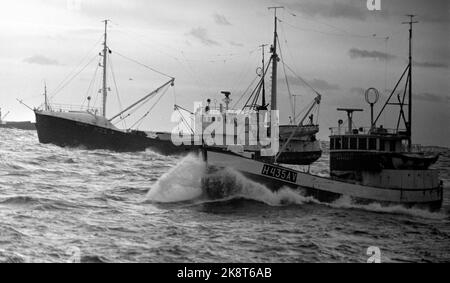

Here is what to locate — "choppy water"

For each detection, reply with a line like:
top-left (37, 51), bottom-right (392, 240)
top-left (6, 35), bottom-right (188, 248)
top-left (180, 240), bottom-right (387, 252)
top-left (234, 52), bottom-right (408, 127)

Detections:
top-left (0, 129), bottom-right (449, 263)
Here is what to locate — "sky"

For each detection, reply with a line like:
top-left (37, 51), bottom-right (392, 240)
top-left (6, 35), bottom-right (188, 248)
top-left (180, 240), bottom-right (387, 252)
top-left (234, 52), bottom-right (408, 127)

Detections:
top-left (0, 0), bottom-right (449, 147)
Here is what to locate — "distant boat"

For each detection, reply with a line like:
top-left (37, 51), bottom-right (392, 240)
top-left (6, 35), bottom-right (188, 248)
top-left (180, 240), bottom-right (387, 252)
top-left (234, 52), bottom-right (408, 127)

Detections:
top-left (33, 20), bottom-right (196, 154)
top-left (0, 108), bottom-right (35, 130)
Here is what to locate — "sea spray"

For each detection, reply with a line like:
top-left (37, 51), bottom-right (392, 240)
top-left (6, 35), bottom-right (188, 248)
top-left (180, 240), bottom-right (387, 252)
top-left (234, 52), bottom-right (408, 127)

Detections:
top-left (147, 154), bottom-right (206, 203)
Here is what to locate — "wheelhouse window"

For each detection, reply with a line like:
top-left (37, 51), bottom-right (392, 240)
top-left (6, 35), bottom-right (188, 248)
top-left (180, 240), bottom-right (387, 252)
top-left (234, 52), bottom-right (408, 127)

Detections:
top-left (379, 139), bottom-right (385, 151)
top-left (335, 137), bottom-right (342, 150)
top-left (358, 137), bottom-right (367, 150)
top-left (330, 138), bottom-right (335, 150)
top-left (390, 140), bottom-right (397, 152)
top-left (368, 138), bottom-right (377, 150)
top-left (342, 137), bottom-right (349, 149)
top-left (350, 138), bottom-right (357, 150)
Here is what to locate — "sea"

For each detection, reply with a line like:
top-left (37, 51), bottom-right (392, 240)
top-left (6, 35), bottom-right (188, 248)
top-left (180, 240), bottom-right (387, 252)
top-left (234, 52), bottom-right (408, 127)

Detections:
top-left (0, 128), bottom-right (449, 263)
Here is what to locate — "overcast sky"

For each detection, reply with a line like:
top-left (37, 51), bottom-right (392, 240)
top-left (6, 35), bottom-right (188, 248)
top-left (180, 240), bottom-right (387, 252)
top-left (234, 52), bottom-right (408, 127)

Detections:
top-left (1, 0), bottom-right (449, 146)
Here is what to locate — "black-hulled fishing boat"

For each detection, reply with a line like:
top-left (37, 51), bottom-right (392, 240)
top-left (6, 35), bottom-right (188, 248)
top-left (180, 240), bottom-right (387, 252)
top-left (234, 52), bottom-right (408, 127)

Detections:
top-left (201, 15), bottom-right (443, 211)
top-left (33, 20), bottom-right (197, 154)
top-left (0, 108), bottom-right (35, 130)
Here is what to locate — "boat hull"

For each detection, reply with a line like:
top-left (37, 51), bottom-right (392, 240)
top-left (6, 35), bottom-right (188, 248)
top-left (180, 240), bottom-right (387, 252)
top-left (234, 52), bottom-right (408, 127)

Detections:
top-left (202, 149), bottom-right (443, 211)
top-left (35, 111), bottom-right (198, 154)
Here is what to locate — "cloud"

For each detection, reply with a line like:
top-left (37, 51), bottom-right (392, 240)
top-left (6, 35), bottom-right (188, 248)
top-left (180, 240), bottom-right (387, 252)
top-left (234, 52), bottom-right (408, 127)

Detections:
top-left (350, 87), bottom-right (365, 95)
top-left (213, 13), bottom-right (232, 25)
top-left (229, 40), bottom-right (244, 47)
top-left (413, 60), bottom-right (448, 69)
top-left (280, 75), bottom-right (340, 91)
top-left (23, 55), bottom-right (61, 66)
top-left (348, 48), bottom-right (396, 61)
top-left (415, 92), bottom-right (450, 103)
top-left (308, 78), bottom-right (340, 91)
top-left (186, 27), bottom-right (219, 46)
top-left (286, 0), bottom-right (368, 21)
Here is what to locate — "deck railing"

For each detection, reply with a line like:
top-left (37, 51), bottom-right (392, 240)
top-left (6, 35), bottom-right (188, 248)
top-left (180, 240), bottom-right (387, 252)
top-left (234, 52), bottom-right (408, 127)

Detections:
top-left (329, 127), bottom-right (403, 136)
top-left (45, 103), bottom-right (101, 114)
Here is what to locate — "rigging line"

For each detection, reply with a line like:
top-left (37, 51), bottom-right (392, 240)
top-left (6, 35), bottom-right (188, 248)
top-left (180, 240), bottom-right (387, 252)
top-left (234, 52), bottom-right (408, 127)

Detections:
top-left (174, 106), bottom-right (195, 135)
top-left (115, 27), bottom-right (258, 63)
top-left (130, 87), bottom-right (169, 130)
top-left (277, 34), bottom-right (295, 120)
top-left (109, 54), bottom-right (127, 129)
top-left (279, 18), bottom-right (389, 40)
top-left (81, 58), bottom-right (101, 108)
top-left (241, 58), bottom-right (272, 109)
top-left (180, 51), bottom-right (208, 95)
top-left (49, 34), bottom-right (104, 98)
top-left (284, 9), bottom-right (362, 37)
top-left (49, 54), bottom-right (99, 101)
top-left (111, 22), bottom-right (183, 56)
top-left (294, 99), bottom-right (315, 122)
top-left (231, 75), bottom-right (259, 109)
top-left (281, 60), bottom-right (321, 96)
top-left (279, 20), bottom-right (297, 69)
top-left (113, 28), bottom-right (181, 62)
top-left (112, 50), bottom-right (174, 79)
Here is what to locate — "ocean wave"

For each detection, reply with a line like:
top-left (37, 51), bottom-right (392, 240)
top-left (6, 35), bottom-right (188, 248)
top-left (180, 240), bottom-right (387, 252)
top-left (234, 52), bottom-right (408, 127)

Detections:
top-left (147, 155), bottom-right (450, 221)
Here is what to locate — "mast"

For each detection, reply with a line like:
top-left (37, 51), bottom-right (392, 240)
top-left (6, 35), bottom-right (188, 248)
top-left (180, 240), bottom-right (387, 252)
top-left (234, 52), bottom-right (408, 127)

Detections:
top-left (101, 20), bottom-right (109, 117)
top-left (44, 82), bottom-right (48, 111)
top-left (260, 44), bottom-right (267, 107)
top-left (402, 15), bottom-right (418, 150)
top-left (268, 6), bottom-right (283, 111)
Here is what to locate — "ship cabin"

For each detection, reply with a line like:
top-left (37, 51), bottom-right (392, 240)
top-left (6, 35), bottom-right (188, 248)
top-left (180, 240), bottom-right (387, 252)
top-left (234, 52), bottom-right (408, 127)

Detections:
top-left (328, 108), bottom-right (414, 173)
top-left (329, 108), bottom-right (408, 153)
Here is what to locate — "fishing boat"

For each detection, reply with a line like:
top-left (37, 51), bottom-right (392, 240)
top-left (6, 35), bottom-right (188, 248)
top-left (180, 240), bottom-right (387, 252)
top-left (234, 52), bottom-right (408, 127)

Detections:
top-left (172, 7), bottom-right (322, 165)
top-left (32, 20), bottom-right (196, 154)
top-left (201, 15), bottom-right (443, 211)
top-left (0, 108), bottom-right (35, 130)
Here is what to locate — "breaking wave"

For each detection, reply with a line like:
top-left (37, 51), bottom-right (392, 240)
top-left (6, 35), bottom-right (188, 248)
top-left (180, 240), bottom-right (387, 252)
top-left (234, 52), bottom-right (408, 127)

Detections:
top-left (147, 155), bottom-right (448, 220)
top-left (329, 195), bottom-right (448, 220)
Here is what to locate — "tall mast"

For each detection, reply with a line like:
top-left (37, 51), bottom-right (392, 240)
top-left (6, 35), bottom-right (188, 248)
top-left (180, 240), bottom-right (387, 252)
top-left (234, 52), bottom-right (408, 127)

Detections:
top-left (102, 20), bottom-right (109, 117)
top-left (402, 15), bottom-right (418, 150)
top-left (268, 6), bottom-right (283, 111)
top-left (260, 44), bottom-right (267, 107)
top-left (44, 82), bottom-right (48, 111)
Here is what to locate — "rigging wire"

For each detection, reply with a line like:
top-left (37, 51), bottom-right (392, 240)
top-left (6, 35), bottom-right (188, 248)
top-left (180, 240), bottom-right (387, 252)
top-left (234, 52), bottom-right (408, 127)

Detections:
top-left (129, 86), bottom-right (170, 130)
top-left (81, 57), bottom-right (101, 109)
top-left (49, 34), bottom-right (104, 99)
top-left (231, 75), bottom-right (260, 109)
top-left (276, 34), bottom-right (296, 120)
top-left (112, 50), bottom-right (174, 79)
top-left (109, 53), bottom-right (127, 129)
top-left (281, 59), bottom-right (321, 97)
top-left (49, 54), bottom-right (99, 101)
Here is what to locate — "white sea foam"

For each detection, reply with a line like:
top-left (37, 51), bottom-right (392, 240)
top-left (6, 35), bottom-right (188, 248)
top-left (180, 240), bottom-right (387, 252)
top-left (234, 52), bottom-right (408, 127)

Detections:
top-left (147, 154), bottom-right (448, 220)
top-left (146, 154), bottom-right (205, 203)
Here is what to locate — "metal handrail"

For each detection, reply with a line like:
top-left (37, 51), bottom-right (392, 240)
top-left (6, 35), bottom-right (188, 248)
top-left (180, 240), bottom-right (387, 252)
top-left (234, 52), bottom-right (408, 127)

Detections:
top-left (329, 126), bottom-right (404, 136)
top-left (46, 103), bottom-right (101, 113)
